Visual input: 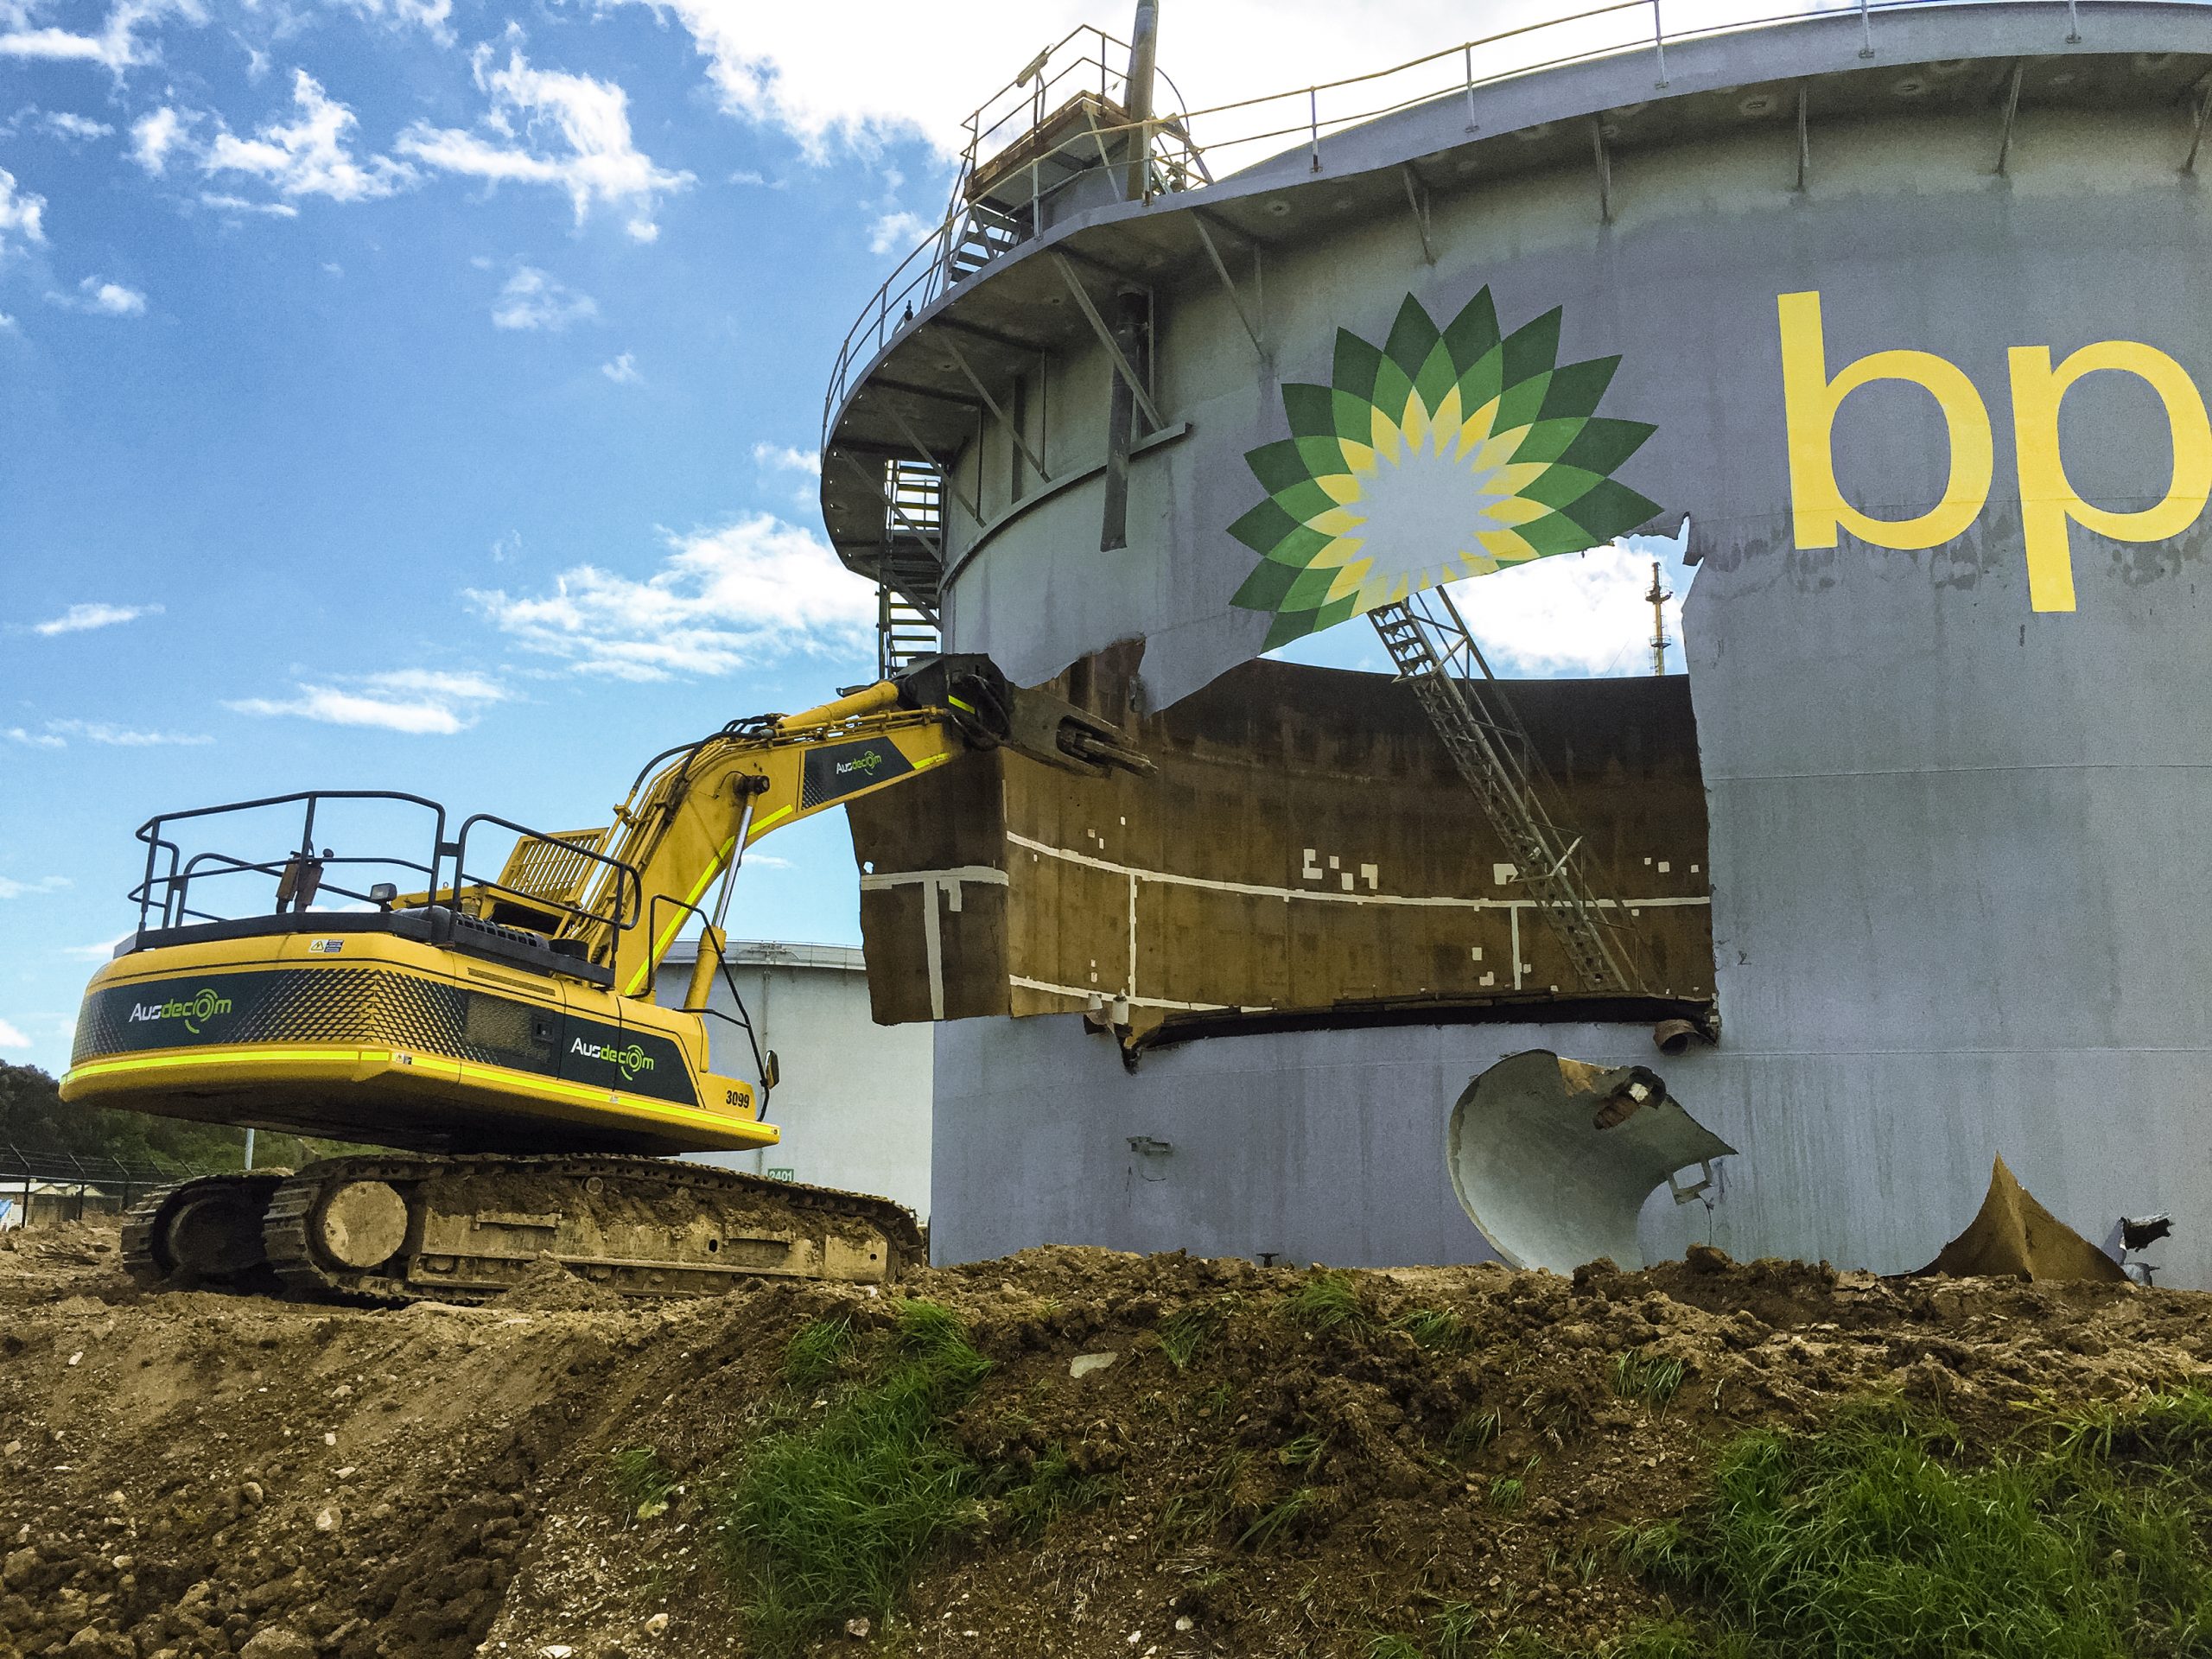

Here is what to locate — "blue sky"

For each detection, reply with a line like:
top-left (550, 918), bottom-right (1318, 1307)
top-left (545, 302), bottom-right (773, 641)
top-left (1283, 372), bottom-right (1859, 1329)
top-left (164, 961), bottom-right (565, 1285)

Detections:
top-left (0, 0), bottom-right (1698, 1075)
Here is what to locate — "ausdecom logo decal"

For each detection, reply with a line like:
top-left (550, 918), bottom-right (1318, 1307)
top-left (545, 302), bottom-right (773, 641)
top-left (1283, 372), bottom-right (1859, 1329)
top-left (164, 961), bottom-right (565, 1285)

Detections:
top-left (1229, 289), bottom-right (1661, 648)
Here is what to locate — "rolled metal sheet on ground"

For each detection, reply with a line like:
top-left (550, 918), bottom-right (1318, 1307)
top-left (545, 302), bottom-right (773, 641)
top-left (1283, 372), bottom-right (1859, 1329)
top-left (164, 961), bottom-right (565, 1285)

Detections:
top-left (1446, 1052), bottom-right (1735, 1271)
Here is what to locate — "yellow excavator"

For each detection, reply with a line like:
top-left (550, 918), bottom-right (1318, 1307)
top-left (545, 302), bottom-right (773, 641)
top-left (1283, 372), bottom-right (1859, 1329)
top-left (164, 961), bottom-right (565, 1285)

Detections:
top-left (60, 656), bottom-right (1147, 1304)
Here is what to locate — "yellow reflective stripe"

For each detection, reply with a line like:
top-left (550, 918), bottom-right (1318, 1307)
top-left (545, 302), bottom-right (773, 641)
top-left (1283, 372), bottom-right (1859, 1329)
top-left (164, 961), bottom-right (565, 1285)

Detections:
top-left (748, 804), bottom-right (794, 837)
top-left (66, 1046), bottom-right (357, 1083)
top-left (947, 695), bottom-right (975, 714)
top-left (913, 752), bottom-right (949, 770)
top-left (67, 1046), bottom-right (774, 1141)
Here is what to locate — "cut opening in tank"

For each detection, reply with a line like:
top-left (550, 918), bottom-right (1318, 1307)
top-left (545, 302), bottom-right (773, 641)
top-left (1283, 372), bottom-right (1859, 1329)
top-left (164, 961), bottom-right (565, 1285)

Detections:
top-left (1446, 1049), bottom-right (1735, 1273)
top-left (846, 531), bottom-right (1720, 1049)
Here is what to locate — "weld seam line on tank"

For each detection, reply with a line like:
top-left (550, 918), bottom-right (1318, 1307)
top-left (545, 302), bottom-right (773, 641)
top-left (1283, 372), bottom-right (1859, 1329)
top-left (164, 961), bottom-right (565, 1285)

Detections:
top-left (1711, 763), bottom-right (2212, 783)
top-left (1008, 975), bottom-right (1234, 1013)
top-left (1004, 833), bottom-right (1709, 911)
top-left (1652, 1044), bottom-right (2212, 1058)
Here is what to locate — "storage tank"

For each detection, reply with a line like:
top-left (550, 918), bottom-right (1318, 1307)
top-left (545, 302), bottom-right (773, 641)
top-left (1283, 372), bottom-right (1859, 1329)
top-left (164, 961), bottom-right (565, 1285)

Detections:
top-left (820, 2), bottom-right (2212, 1282)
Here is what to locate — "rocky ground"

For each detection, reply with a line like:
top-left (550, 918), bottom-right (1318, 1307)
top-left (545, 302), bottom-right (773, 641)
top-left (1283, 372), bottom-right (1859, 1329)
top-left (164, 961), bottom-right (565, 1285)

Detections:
top-left (3, 1220), bottom-right (2209, 1658)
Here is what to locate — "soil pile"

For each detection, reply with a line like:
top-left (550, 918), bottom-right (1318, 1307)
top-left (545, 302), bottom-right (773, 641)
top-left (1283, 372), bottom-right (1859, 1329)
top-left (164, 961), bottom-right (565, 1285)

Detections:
top-left (3, 1225), bottom-right (2209, 1658)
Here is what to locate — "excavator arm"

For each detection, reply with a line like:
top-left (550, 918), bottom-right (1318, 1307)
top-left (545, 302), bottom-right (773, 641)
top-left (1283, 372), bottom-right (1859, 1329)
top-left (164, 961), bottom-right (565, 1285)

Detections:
top-left (557, 655), bottom-right (1147, 1001)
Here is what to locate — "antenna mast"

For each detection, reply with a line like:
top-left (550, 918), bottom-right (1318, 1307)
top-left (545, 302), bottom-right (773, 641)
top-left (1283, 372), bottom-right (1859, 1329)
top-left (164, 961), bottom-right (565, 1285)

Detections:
top-left (1646, 559), bottom-right (1671, 677)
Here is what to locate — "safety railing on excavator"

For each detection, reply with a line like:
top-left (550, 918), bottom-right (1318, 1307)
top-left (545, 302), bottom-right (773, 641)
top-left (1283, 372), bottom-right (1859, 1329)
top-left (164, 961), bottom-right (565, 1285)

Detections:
top-left (822, 0), bottom-right (2142, 442)
top-left (127, 791), bottom-right (642, 944)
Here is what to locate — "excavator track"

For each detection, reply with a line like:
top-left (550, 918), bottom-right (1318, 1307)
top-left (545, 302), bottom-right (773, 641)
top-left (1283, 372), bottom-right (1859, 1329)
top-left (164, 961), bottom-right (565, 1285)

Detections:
top-left (261, 1153), bottom-right (925, 1306)
top-left (121, 1171), bottom-right (291, 1292)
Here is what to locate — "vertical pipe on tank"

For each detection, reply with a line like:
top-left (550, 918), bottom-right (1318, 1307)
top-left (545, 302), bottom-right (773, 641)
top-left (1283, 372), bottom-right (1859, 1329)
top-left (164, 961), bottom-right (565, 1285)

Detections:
top-left (1122, 0), bottom-right (1159, 203)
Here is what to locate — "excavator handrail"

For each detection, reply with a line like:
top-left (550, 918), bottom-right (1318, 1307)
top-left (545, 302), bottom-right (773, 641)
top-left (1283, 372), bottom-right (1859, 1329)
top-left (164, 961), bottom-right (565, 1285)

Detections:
top-left (448, 811), bottom-right (645, 936)
top-left (130, 790), bottom-right (449, 935)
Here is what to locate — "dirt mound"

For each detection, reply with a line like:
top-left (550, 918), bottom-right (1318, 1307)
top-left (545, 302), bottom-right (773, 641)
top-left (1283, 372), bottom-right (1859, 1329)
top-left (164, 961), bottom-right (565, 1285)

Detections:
top-left (498, 1255), bottom-right (628, 1313)
top-left (2, 1231), bottom-right (2208, 1658)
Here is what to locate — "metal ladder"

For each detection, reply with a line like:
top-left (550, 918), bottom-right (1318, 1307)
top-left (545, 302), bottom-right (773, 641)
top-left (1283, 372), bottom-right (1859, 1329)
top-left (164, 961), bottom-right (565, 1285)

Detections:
top-left (1369, 588), bottom-right (1648, 995)
top-left (877, 459), bottom-right (945, 679)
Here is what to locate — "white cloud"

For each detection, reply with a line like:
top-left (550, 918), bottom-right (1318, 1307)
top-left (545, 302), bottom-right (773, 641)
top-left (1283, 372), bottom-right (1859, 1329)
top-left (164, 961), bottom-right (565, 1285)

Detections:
top-left (397, 44), bottom-right (692, 241)
top-left (492, 264), bottom-right (595, 331)
top-left (0, 874), bottom-right (68, 899)
top-left (584, 0), bottom-right (1530, 158)
top-left (226, 668), bottom-right (507, 734)
top-left (61, 935), bottom-right (130, 962)
top-left (0, 1017), bottom-right (28, 1048)
top-left (3, 727), bottom-right (64, 748)
top-left (16, 108), bottom-right (114, 141)
top-left (752, 442), bottom-right (819, 477)
top-left (1445, 543), bottom-right (1691, 678)
top-left (129, 104), bottom-right (188, 174)
top-left (468, 512), bottom-right (874, 681)
top-left (45, 717), bottom-right (212, 746)
top-left (866, 207), bottom-right (927, 256)
top-left (0, 0), bottom-right (203, 73)
top-left (491, 529), bottom-right (521, 562)
top-left (202, 69), bottom-right (412, 203)
top-left (326, 0), bottom-right (451, 44)
top-left (32, 600), bottom-right (161, 634)
top-left (601, 351), bottom-right (639, 384)
top-left (0, 166), bottom-right (48, 253)
top-left (200, 192), bottom-right (299, 218)
top-left (49, 275), bottom-right (146, 314)
top-left (0, 312), bottom-right (15, 332)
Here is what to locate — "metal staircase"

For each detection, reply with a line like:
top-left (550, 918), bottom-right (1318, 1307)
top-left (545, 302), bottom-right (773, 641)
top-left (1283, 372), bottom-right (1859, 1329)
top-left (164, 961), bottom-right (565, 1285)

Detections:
top-left (877, 458), bottom-right (945, 678)
top-left (1369, 588), bottom-right (1649, 995)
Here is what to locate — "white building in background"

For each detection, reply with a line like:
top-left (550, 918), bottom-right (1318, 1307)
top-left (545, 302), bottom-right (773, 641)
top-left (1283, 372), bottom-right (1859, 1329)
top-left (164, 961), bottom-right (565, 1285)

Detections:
top-left (654, 939), bottom-right (933, 1221)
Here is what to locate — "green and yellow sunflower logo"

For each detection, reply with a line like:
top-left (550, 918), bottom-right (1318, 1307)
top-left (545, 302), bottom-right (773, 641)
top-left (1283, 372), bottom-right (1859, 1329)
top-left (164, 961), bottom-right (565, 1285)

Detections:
top-left (1229, 288), bottom-right (1661, 649)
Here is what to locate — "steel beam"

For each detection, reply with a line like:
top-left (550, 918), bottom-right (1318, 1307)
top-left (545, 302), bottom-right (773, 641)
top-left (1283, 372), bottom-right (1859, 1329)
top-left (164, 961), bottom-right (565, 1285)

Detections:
top-left (940, 334), bottom-right (1052, 483)
top-left (1051, 253), bottom-right (1163, 431)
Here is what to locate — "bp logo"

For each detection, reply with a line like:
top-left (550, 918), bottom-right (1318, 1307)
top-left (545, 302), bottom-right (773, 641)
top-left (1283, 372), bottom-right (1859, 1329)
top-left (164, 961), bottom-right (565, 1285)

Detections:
top-left (127, 988), bottom-right (233, 1035)
top-left (1229, 289), bottom-right (1660, 648)
top-left (571, 1037), bottom-right (654, 1084)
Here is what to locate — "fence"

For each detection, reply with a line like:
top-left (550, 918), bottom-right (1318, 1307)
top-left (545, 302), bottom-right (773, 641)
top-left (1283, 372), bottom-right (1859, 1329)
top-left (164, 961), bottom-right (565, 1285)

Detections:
top-left (0, 1139), bottom-right (235, 1225)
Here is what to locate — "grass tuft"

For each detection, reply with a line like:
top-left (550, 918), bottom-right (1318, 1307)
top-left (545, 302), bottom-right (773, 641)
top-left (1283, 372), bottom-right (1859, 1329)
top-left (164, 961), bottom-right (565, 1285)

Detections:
top-left (1159, 1300), bottom-right (1229, 1371)
top-left (1488, 1474), bottom-right (1525, 1511)
top-left (1237, 1485), bottom-right (1318, 1550)
top-left (1364, 1635), bottom-right (1423, 1659)
top-left (1397, 1306), bottom-right (1474, 1354)
top-left (1611, 1349), bottom-right (1686, 1412)
top-left (782, 1315), bottom-right (855, 1391)
top-left (1287, 1269), bottom-right (1368, 1332)
top-left (712, 1298), bottom-right (991, 1656)
top-left (986, 1443), bottom-right (1118, 1541)
top-left (608, 1446), bottom-right (677, 1522)
top-left (1447, 1408), bottom-right (1502, 1460)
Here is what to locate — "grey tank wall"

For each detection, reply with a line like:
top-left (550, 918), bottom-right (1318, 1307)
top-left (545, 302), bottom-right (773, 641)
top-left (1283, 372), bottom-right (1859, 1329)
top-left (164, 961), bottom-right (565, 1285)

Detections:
top-left (918, 10), bottom-right (2212, 1284)
top-left (933, 1014), bottom-right (1710, 1269)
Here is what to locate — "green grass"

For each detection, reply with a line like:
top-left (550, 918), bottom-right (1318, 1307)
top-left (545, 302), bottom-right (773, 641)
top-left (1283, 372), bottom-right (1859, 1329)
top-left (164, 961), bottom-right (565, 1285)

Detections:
top-left (1397, 1306), bottom-right (1475, 1354)
top-left (1489, 1474), bottom-right (1526, 1511)
top-left (1366, 1636), bottom-right (1425, 1659)
top-left (1160, 1448), bottom-right (1251, 1548)
top-left (1447, 1408), bottom-right (1503, 1460)
top-left (1589, 1389), bottom-right (2212, 1658)
top-left (712, 1299), bottom-right (992, 1656)
top-left (1612, 1350), bottom-right (1686, 1412)
top-left (782, 1314), bottom-right (856, 1391)
top-left (608, 1446), bottom-right (678, 1522)
top-left (1287, 1269), bottom-right (1368, 1332)
top-left (1238, 1486), bottom-right (1318, 1550)
top-left (985, 1443), bottom-right (1119, 1541)
top-left (1279, 1430), bottom-right (1329, 1468)
top-left (1159, 1300), bottom-right (1228, 1371)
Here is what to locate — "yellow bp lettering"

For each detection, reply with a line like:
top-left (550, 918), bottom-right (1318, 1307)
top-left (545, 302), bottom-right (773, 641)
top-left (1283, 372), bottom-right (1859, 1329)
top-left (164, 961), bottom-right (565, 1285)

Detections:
top-left (2006, 340), bottom-right (2212, 613)
top-left (1777, 289), bottom-right (1994, 551)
